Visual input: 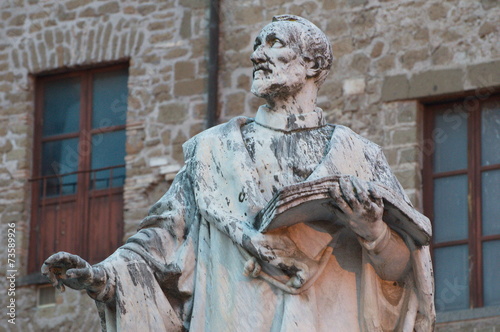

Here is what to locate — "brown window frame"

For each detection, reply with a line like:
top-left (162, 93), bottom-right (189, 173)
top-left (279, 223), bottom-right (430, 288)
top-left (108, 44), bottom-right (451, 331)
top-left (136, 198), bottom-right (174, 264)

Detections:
top-left (423, 92), bottom-right (500, 310)
top-left (29, 64), bottom-right (128, 274)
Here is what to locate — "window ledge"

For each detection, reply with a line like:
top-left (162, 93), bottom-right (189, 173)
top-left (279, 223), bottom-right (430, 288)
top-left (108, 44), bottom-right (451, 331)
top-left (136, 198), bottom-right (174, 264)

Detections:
top-left (17, 272), bottom-right (50, 287)
top-left (437, 306), bottom-right (500, 323)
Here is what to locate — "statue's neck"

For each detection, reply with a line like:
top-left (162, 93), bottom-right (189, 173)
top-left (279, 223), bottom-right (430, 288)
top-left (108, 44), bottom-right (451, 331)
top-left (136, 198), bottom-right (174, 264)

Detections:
top-left (265, 82), bottom-right (318, 116)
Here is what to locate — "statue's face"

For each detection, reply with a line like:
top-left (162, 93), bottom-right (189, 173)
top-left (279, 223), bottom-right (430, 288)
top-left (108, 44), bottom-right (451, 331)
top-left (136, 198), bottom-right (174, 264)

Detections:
top-left (250, 22), bottom-right (309, 100)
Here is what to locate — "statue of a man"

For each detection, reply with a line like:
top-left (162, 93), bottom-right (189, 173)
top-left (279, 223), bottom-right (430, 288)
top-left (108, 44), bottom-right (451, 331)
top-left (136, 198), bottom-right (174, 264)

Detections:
top-left (43, 15), bottom-right (435, 331)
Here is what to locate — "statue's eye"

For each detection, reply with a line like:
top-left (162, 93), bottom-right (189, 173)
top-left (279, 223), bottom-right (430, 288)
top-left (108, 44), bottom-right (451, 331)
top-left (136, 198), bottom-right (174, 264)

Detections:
top-left (271, 38), bottom-right (283, 48)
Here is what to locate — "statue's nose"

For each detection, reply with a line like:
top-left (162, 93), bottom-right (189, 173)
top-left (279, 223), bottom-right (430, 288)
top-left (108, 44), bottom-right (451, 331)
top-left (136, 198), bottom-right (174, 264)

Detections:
top-left (250, 46), bottom-right (266, 64)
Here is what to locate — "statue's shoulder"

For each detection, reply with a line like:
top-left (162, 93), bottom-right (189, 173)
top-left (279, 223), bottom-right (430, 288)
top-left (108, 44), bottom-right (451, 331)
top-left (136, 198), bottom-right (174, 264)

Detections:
top-left (330, 124), bottom-right (382, 152)
top-left (182, 116), bottom-right (254, 157)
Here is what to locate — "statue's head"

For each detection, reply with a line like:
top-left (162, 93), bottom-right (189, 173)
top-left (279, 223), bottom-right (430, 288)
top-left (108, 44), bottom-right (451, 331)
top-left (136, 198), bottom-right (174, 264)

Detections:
top-left (250, 15), bottom-right (333, 100)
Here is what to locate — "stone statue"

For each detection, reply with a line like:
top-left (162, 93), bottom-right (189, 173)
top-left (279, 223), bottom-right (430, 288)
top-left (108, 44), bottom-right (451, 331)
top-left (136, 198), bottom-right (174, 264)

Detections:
top-left (42, 15), bottom-right (435, 331)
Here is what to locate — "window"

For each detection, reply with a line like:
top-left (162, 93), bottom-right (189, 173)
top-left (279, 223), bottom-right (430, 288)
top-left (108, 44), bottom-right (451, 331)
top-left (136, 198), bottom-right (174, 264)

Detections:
top-left (29, 64), bottom-right (128, 274)
top-left (423, 93), bottom-right (500, 312)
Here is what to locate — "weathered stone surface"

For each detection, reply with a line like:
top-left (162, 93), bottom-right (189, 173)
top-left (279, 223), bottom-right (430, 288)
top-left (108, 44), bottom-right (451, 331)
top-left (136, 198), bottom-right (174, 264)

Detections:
top-left (370, 41), bottom-right (384, 58)
top-left (174, 78), bottom-right (205, 96)
top-left (408, 68), bottom-right (464, 98)
top-left (400, 48), bottom-right (428, 70)
top-left (157, 103), bottom-right (187, 124)
top-left (467, 60), bottom-right (500, 87)
top-left (478, 21), bottom-right (497, 38)
top-left (381, 74), bottom-right (409, 101)
top-left (174, 61), bottom-right (195, 80)
top-left (427, 3), bottom-right (448, 20)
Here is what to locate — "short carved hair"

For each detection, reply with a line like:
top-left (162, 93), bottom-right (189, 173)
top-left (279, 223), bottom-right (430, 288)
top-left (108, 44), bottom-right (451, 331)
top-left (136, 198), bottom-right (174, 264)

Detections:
top-left (272, 14), bottom-right (333, 87)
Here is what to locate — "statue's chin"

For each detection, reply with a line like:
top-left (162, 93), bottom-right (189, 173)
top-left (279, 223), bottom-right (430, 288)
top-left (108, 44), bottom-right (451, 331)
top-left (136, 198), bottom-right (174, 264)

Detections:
top-left (250, 81), bottom-right (270, 99)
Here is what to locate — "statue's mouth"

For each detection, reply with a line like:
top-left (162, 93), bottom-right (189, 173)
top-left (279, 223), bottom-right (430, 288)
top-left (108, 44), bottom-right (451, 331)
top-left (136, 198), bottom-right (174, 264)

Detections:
top-left (253, 64), bottom-right (272, 77)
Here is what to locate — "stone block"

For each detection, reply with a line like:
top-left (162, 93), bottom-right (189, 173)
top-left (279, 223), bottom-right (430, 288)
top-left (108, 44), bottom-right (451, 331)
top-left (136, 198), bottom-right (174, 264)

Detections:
top-left (180, 10), bottom-right (191, 39)
top-left (332, 38), bottom-right (354, 58)
top-left (399, 147), bottom-right (418, 164)
top-left (234, 6), bottom-right (264, 26)
top-left (0, 140), bottom-right (13, 153)
top-left (370, 41), bottom-right (384, 58)
top-left (174, 78), bottom-right (205, 96)
top-left (427, 3), bottom-right (448, 21)
top-left (400, 49), bottom-right (428, 70)
top-left (481, 0), bottom-right (497, 10)
top-left (343, 78), bottom-right (365, 95)
top-left (381, 75), bottom-right (409, 101)
top-left (149, 32), bottom-right (173, 44)
top-left (225, 92), bottom-right (245, 116)
top-left (397, 101), bottom-right (418, 123)
top-left (158, 103), bottom-right (187, 124)
top-left (431, 46), bottom-right (452, 66)
top-left (226, 29), bottom-right (251, 52)
top-left (394, 167), bottom-right (418, 189)
top-left (98, 2), bottom-right (119, 14)
top-left (10, 14), bottom-right (26, 26)
top-left (467, 60), bottom-right (500, 88)
top-left (408, 68), bottom-right (464, 98)
top-left (148, 21), bottom-right (168, 31)
top-left (66, 0), bottom-right (91, 10)
top-left (325, 16), bottom-right (348, 36)
top-left (174, 61), bottom-right (195, 80)
top-left (392, 127), bottom-right (417, 146)
top-left (138, 4), bottom-right (156, 16)
top-left (376, 54), bottom-right (395, 73)
top-left (79, 7), bottom-right (97, 17)
top-left (152, 84), bottom-right (172, 102)
top-left (478, 22), bottom-right (497, 38)
top-left (237, 74), bottom-right (250, 90)
top-left (350, 53), bottom-right (370, 73)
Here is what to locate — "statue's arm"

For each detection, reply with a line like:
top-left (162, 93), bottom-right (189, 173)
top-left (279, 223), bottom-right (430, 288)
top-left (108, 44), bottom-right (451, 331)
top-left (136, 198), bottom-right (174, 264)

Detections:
top-left (43, 164), bottom-right (195, 300)
top-left (358, 223), bottom-right (410, 281)
top-left (329, 176), bottom-right (410, 281)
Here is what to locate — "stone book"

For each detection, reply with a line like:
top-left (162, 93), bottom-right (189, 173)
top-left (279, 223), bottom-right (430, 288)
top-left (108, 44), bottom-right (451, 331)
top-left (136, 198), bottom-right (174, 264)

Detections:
top-left (254, 175), bottom-right (432, 246)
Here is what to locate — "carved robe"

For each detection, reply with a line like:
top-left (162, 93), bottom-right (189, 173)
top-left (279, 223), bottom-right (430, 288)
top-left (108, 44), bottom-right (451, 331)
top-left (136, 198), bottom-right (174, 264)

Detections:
top-left (94, 107), bottom-right (435, 332)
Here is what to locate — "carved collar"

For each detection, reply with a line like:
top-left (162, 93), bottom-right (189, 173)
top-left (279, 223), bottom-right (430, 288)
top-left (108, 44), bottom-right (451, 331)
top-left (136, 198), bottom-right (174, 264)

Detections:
top-left (254, 105), bottom-right (326, 132)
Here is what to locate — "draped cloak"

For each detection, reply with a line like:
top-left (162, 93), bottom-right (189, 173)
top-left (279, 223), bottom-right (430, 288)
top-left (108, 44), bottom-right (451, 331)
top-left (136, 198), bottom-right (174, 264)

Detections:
top-left (94, 116), bottom-right (435, 332)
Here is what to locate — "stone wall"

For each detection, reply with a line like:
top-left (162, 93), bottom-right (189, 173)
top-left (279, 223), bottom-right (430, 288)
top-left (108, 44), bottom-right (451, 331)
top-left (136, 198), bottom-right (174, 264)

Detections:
top-left (0, 0), bottom-right (209, 330)
top-left (0, 0), bottom-right (499, 330)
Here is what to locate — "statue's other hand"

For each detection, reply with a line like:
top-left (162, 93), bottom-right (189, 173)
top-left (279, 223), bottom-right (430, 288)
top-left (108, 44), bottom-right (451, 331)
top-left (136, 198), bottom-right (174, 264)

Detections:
top-left (41, 252), bottom-right (106, 293)
top-left (243, 230), bottom-right (318, 288)
top-left (329, 176), bottom-right (386, 242)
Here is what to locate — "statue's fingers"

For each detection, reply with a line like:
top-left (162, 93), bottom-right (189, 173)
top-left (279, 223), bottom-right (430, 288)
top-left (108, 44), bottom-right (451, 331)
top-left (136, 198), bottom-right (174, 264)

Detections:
top-left (243, 257), bottom-right (257, 277)
top-left (339, 177), bottom-right (358, 210)
top-left (66, 267), bottom-right (94, 288)
top-left (66, 267), bottom-right (90, 279)
top-left (43, 252), bottom-right (69, 267)
top-left (351, 177), bottom-right (370, 206)
top-left (368, 182), bottom-right (383, 206)
top-left (286, 262), bottom-right (309, 288)
top-left (41, 263), bottom-right (59, 287)
top-left (66, 253), bottom-right (91, 269)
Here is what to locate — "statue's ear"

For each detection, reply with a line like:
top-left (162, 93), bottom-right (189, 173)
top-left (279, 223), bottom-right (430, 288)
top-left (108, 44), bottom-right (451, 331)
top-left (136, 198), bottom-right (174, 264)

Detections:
top-left (305, 56), bottom-right (324, 78)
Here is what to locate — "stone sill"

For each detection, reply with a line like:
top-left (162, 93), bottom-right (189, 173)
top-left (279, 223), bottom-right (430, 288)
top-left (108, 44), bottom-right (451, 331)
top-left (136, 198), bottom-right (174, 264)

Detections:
top-left (437, 306), bottom-right (500, 324)
top-left (17, 272), bottom-right (50, 287)
top-left (381, 60), bottom-right (500, 102)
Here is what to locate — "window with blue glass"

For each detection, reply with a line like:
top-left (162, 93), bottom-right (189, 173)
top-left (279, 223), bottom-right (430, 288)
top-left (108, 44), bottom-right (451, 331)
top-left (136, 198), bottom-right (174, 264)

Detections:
top-left (29, 64), bottom-right (128, 274)
top-left (424, 94), bottom-right (500, 312)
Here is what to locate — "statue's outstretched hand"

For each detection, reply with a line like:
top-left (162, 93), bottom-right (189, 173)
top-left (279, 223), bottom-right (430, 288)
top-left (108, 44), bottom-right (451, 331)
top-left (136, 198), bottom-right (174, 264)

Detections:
top-left (242, 230), bottom-right (318, 289)
top-left (329, 176), bottom-right (386, 242)
top-left (41, 252), bottom-right (106, 294)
